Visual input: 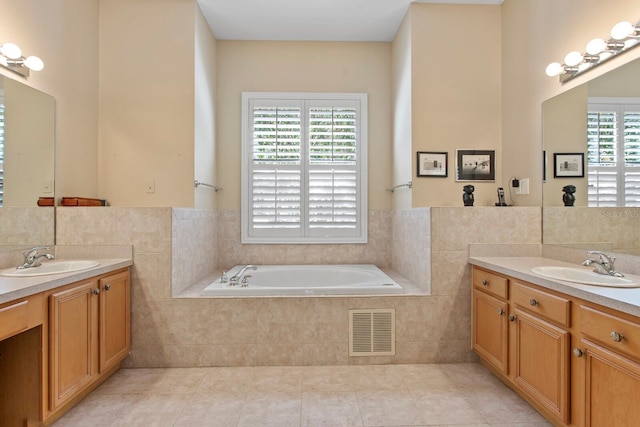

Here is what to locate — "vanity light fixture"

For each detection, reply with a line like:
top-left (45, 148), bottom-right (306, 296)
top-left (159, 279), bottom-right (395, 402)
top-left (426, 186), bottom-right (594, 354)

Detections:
top-left (546, 20), bottom-right (640, 83)
top-left (0, 42), bottom-right (44, 77)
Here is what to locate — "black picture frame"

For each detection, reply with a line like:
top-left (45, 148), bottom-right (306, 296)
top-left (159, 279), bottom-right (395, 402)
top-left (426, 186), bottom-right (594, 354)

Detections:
top-left (553, 153), bottom-right (584, 178)
top-left (417, 151), bottom-right (447, 177)
top-left (456, 150), bottom-right (495, 181)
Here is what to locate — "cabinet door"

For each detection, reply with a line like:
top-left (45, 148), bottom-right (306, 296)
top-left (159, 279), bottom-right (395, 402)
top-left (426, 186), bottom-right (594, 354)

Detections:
top-left (472, 290), bottom-right (508, 374)
top-left (512, 308), bottom-right (570, 425)
top-left (49, 281), bottom-right (98, 410)
top-left (99, 270), bottom-right (130, 372)
top-left (580, 339), bottom-right (640, 427)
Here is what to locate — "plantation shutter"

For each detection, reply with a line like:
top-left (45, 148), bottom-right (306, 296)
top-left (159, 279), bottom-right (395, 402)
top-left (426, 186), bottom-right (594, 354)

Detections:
top-left (587, 99), bottom-right (640, 207)
top-left (242, 93), bottom-right (367, 244)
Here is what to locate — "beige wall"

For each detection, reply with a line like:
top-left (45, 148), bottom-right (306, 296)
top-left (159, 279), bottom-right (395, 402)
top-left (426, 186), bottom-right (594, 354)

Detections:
top-left (216, 41), bottom-right (393, 211)
top-left (391, 12), bottom-right (413, 211)
top-left (0, 0), bottom-right (99, 202)
top-left (541, 83), bottom-right (588, 206)
top-left (501, 0), bottom-right (640, 207)
top-left (98, 0), bottom-right (197, 207)
top-left (410, 4), bottom-right (502, 207)
top-left (3, 78), bottom-right (55, 206)
top-left (194, 5), bottom-right (218, 210)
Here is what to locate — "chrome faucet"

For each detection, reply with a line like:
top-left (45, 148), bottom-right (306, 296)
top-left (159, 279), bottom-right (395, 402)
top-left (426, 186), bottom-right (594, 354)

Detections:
top-left (17, 246), bottom-right (55, 269)
top-left (581, 251), bottom-right (624, 277)
top-left (229, 265), bottom-right (257, 286)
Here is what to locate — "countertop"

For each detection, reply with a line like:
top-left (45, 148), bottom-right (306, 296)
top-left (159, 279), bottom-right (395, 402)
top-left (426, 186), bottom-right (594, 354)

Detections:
top-left (469, 256), bottom-right (640, 318)
top-left (0, 258), bottom-right (133, 305)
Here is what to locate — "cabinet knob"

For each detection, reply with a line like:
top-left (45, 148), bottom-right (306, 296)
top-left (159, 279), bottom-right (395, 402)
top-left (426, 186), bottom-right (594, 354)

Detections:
top-left (508, 314), bottom-right (516, 322)
top-left (497, 308), bottom-right (504, 316)
top-left (92, 288), bottom-right (100, 295)
top-left (529, 298), bottom-right (538, 306)
top-left (482, 280), bottom-right (489, 286)
top-left (573, 348), bottom-right (584, 357)
top-left (611, 331), bottom-right (624, 342)
top-left (104, 284), bottom-right (111, 291)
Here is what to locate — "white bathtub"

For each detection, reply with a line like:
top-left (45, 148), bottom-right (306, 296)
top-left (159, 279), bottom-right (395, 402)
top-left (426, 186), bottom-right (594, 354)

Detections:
top-left (202, 264), bottom-right (403, 296)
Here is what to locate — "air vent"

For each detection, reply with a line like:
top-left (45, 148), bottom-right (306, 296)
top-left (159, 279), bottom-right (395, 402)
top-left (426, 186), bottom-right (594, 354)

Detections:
top-left (349, 309), bottom-right (395, 356)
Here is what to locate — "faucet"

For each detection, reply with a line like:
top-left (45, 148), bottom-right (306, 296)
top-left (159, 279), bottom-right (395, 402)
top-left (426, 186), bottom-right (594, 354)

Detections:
top-left (229, 265), bottom-right (257, 286)
top-left (581, 251), bottom-right (624, 277)
top-left (17, 246), bottom-right (55, 269)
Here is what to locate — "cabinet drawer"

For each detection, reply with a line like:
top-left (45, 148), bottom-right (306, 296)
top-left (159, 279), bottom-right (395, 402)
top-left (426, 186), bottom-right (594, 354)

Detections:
top-left (580, 306), bottom-right (640, 361)
top-left (0, 299), bottom-right (29, 341)
top-left (511, 282), bottom-right (570, 327)
top-left (473, 268), bottom-right (508, 299)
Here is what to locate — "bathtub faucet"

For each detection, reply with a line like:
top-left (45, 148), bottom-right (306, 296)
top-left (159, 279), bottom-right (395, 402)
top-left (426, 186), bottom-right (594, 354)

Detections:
top-left (229, 265), bottom-right (257, 286)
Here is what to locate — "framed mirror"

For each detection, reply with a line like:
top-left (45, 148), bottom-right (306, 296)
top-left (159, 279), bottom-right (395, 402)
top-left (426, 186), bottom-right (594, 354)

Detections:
top-left (542, 58), bottom-right (640, 255)
top-left (0, 74), bottom-right (55, 249)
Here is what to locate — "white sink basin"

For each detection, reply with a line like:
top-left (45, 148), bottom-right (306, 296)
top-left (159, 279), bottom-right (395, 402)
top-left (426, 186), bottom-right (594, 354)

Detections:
top-left (531, 266), bottom-right (640, 288)
top-left (0, 260), bottom-right (100, 277)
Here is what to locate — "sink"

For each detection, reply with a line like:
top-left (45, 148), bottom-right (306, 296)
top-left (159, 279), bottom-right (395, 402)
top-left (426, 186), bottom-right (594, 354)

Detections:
top-left (0, 260), bottom-right (100, 277)
top-left (531, 266), bottom-right (640, 288)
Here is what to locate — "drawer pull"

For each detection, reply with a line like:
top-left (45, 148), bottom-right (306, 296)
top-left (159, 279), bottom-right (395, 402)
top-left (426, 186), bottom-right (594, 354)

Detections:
top-left (104, 284), bottom-right (111, 291)
top-left (573, 348), bottom-right (584, 357)
top-left (92, 288), bottom-right (100, 295)
top-left (497, 308), bottom-right (504, 316)
top-left (529, 298), bottom-right (538, 306)
top-left (482, 279), bottom-right (489, 286)
top-left (611, 331), bottom-right (624, 342)
top-left (508, 314), bottom-right (516, 322)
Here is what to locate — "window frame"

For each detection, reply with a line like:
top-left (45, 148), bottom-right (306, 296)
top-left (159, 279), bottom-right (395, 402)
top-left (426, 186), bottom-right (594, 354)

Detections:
top-left (241, 92), bottom-right (368, 244)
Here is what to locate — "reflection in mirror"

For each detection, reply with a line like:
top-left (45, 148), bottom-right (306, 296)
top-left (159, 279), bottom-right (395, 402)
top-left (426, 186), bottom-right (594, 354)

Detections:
top-left (0, 74), bottom-right (55, 249)
top-left (543, 58), bottom-right (640, 255)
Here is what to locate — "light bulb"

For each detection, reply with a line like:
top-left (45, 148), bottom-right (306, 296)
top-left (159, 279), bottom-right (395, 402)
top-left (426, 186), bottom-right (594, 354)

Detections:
top-left (24, 55), bottom-right (44, 71)
top-left (586, 38), bottom-right (606, 55)
top-left (564, 51), bottom-right (583, 67)
top-left (545, 62), bottom-right (563, 77)
top-left (611, 21), bottom-right (635, 40)
top-left (0, 42), bottom-right (22, 59)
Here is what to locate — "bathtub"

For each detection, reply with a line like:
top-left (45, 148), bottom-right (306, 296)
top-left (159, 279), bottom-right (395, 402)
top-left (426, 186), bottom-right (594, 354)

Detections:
top-left (202, 264), bottom-right (403, 296)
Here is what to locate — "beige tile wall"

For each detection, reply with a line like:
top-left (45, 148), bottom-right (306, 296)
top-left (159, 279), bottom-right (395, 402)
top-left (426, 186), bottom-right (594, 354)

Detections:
top-left (543, 207), bottom-right (640, 254)
top-left (52, 205), bottom-right (541, 368)
top-left (216, 210), bottom-right (392, 269)
top-left (0, 207), bottom-right (55, 247)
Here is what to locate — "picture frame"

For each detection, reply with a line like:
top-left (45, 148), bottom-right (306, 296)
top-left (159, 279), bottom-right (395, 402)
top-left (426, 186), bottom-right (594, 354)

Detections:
top-left (553, 152), bottom-right (584, 178)
top-left (417, 151), bottom-right (447, 177)
top-left (456, 150), bottom-right (495, 181)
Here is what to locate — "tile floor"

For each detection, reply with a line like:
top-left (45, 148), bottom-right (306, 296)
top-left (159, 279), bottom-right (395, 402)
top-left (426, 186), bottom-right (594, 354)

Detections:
top-left (53, 363), bottom-right (553, 427)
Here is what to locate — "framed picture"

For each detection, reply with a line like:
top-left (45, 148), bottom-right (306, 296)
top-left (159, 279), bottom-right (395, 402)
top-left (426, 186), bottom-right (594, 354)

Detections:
top-left (553, 153), bottom-right (584, 178)
top-left (417, 151), bottom-right (447, 177)
top-left (456, 150), bottom-right (495, 181)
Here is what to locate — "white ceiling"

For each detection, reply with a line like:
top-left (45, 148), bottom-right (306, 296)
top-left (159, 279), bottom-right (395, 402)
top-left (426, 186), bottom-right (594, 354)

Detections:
top-left (196, 0), bottom-right (503, 42)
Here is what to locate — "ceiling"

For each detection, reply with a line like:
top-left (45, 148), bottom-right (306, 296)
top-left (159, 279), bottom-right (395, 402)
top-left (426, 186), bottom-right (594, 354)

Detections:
top-left (196, 0), bottom-right (503, 42)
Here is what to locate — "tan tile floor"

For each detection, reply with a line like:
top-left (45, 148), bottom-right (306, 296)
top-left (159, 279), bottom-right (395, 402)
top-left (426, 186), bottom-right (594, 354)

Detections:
top-left (52, 363), bottom-right (553, 427)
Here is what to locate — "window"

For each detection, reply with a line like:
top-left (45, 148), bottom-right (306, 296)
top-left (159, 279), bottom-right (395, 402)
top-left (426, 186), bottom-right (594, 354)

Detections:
top-left (587, 98), bottom-right (640, 207)
top-left (241, 92), bottom-right (367, 243)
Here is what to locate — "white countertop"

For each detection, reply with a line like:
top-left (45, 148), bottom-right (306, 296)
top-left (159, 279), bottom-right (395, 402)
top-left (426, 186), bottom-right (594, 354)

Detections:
top-left (469, 256), bottom-right (640, 318)
top-left (0, 258), bottom-right (133, 305)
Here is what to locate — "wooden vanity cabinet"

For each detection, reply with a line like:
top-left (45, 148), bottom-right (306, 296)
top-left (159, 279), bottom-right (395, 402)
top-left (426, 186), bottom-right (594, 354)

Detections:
top-left (472, 267), bottom-right (571, 425)
top-left (575, 306), bottom-right (640, 427)
top-left (47, 268), bottom-right (130, 416)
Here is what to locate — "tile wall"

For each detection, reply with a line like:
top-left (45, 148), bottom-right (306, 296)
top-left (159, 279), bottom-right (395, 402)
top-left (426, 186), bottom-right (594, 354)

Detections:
top-left (52, 205), bottom-right (541, 368)
top-left (0, 207), bottom-right (55, 246)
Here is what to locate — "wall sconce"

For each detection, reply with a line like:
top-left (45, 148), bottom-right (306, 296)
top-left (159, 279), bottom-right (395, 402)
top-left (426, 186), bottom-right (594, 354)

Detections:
top-left (0, 42), bottom-right (44, 77)
top-left (546, 20), bottom-right (640, 83)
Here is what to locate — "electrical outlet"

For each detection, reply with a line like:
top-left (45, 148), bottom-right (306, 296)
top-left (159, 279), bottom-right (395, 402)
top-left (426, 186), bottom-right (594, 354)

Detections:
top-left (512, 178), bottom-right (520, 188)
top-left (145, 180), bottom-right (155, 193)
top-left (516, 178), bottom-right (529, 195)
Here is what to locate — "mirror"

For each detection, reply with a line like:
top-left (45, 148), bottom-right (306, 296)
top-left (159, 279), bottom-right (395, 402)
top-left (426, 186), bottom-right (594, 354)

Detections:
top-left (542, 58), bottom-right (640, 255)
top-left (0, 74), bottom-right (55, 249)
